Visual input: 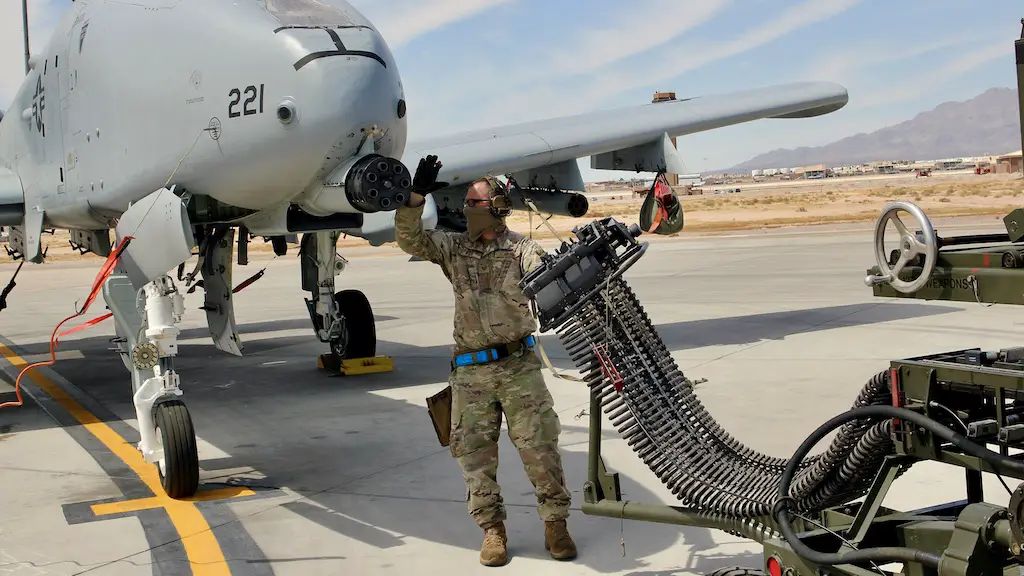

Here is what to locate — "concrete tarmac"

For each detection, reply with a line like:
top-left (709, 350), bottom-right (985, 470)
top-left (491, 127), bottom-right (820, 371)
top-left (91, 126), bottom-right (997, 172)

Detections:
top-left (0, 220), bottom-right (1020, 575)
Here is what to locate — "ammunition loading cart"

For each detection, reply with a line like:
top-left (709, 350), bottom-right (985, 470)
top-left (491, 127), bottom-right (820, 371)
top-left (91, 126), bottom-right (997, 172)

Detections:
top-left (518, 198), bottom-right (1024, 576)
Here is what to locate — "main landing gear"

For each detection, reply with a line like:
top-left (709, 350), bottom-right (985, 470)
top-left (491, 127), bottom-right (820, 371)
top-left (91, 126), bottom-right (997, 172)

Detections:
top-left (104, 272), bottom-right (199, 498)
top-left (299, 231), bottom-right (376, 360)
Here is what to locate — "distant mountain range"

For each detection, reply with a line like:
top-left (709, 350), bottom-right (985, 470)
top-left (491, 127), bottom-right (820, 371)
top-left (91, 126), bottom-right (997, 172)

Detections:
top-left (721, 87), bottom-right (1021, 173)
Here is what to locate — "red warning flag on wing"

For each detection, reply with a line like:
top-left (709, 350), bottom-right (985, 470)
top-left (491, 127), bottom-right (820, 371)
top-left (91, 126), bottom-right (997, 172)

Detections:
top-left (639, 170), bottom-right (684, 236)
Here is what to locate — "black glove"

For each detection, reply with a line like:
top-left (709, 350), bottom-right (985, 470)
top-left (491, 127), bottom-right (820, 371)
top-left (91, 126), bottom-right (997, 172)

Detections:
top-left (411, 155), bottom-right (448, 195)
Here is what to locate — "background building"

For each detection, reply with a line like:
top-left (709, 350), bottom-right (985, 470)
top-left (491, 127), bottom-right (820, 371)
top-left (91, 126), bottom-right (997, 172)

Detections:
top-left (996, 150), bottom-right (1023, 174)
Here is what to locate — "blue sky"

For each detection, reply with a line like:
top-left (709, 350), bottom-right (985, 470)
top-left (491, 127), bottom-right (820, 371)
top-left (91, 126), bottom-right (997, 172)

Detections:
top-left (2, 0), bottom-right (1021, 181)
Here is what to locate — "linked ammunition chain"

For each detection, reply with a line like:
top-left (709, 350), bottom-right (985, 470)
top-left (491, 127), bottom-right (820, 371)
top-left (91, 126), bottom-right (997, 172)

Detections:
top-left (520, 218), bottom-right (906, 523)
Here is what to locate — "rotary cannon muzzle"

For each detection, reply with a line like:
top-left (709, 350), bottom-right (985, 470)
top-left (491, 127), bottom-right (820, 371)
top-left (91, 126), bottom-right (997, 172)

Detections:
top-left (345, 153), bottom-right (411, 212)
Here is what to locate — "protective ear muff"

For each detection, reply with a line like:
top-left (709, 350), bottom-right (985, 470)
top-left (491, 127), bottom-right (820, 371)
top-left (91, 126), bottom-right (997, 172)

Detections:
top-left (490, 188), bottom-right (512, 218)
top-left (486, 176), bottom-right (513, 218)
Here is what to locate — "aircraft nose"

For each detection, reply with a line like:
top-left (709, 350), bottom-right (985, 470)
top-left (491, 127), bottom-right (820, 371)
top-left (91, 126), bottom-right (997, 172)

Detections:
top-left (273, 24), bottom-right (409, 214)
top-left (275, 24), bottom-right (406, 155)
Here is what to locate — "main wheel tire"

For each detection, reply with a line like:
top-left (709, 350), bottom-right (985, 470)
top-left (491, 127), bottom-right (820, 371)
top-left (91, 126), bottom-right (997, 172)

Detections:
top-left (705, 568), bottom-right (766, 576)
top-left (154, 399), bottom-right (199, 498)
top-left (333, 289), bottom-right (376, 359)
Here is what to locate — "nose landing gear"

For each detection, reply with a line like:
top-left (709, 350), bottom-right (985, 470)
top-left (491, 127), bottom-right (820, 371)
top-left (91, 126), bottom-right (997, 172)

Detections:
top-left (299, 231), bottom-right (380, 366)
top-left (326, 289), bottom-right (376, 360)
top-left (106, 271), bottom-right (200, 499)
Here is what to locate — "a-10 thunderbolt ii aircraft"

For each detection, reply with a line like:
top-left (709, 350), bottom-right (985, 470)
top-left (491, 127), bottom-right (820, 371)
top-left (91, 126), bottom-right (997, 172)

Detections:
top-left (0, 0), bottom-right (849, 499)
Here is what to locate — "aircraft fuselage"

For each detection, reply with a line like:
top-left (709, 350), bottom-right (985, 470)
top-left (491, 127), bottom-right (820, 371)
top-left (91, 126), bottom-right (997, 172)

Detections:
top-left (0, 0), bottom-right (409, 232)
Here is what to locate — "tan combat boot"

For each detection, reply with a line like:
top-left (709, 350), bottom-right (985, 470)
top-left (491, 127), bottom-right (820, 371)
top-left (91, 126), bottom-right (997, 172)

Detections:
top-left (544, 520), bottom-right (577, 560)
top-left (479, 523), bottom-right (508, 567)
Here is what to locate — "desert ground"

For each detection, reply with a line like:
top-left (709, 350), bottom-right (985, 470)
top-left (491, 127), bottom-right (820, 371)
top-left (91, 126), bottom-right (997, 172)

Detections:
top-left (534, 170), bottom-right (1024, 237)
top-left (11, 170), bottom-right (1023, 262)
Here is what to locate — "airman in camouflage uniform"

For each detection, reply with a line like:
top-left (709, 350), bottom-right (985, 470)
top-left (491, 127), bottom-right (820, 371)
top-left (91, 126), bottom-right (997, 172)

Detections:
top-left (394, 156), bottom-right (577, 566)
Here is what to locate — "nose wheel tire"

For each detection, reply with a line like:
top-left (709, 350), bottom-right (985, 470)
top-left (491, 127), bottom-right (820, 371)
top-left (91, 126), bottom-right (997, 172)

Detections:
top-left (330, 289), bottom-right (376, 360)
top-left (153, 399), bottom-right (199, 498)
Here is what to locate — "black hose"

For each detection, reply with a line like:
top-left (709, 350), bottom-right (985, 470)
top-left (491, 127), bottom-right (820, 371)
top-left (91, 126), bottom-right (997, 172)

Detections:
top-left (774, 404), bottom-right (1024, 568)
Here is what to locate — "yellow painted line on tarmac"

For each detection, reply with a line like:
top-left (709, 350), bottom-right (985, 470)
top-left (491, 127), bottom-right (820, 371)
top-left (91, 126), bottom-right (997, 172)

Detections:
top-left (0, 343), bottom-right (252, 575)
top-left (91, 486), bottom-right (256, 515)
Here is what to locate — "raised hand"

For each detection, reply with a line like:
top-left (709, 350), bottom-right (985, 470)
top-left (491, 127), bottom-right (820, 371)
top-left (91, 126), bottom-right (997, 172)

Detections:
top-left (412, 154), bottom-right (448, 194)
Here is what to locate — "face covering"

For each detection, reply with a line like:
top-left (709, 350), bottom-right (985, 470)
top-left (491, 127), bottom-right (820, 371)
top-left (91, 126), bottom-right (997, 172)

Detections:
top-left (464, 206), bottom-right (507, 241)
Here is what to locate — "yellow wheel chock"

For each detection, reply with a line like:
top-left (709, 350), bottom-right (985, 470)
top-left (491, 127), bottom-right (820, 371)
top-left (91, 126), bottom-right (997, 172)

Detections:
top-left (317, 354), bottom-right (394, 376)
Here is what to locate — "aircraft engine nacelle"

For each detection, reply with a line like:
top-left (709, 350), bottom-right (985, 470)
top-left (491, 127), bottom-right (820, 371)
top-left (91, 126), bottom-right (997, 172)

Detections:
top-left (300, 153), bottom-right (412, 217)
top-left (514, 190), bottom-right (589, 218)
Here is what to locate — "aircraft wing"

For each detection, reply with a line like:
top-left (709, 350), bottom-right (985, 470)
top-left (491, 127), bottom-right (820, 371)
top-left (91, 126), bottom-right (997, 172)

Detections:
top-left (400, 81), bottom-right (847, 232)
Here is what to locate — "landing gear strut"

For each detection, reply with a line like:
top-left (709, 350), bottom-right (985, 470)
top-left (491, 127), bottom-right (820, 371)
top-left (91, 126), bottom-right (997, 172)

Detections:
top-left (300, 231), bottom-right (376, 359)
top-left (104, 272), bottom-right (199, 498)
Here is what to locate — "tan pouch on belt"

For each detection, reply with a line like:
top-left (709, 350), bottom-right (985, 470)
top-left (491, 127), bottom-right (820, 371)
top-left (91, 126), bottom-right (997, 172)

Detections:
top-left (426, 385), bottom-right (453, 447)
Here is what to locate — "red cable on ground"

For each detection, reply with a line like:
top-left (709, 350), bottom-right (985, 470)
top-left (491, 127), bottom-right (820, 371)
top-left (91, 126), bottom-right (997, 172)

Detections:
top-left (0, 236), bottom-right (133, 409)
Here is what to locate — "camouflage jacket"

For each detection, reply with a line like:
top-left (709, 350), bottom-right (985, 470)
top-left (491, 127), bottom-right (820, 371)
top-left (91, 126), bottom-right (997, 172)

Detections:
top-left (394, 202), bottom-right (548, 354)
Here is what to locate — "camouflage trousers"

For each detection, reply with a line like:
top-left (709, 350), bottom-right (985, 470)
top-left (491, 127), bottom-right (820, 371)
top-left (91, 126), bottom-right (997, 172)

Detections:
top-left (448, 348), bottom-right (571, 528)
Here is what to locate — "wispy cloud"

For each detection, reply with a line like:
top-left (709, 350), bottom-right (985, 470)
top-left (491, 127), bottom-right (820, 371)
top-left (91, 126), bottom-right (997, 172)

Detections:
top-left (449, 0), bottom-right (862, 140)
top-left (797, 31), bottom-right (983, 85)
top-left (592, 0), bottom-right (865, 101)
top-left (355, 0), bottom-right (514, 48)
top-left (541, 0), bottom-right (731, 77)
top-left (857, 40), bottom-right (1010, 108)
top-left (396, 0), bottom-right (731, 126)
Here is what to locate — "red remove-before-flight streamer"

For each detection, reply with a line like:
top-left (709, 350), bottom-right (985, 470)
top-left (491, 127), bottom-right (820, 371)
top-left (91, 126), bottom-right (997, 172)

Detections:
top-left (0, 235), bottom-right (133, 409)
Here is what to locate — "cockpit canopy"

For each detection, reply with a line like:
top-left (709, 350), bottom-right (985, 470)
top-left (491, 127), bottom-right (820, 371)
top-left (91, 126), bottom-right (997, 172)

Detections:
top-left (257, 0), bottom-right (368, 27)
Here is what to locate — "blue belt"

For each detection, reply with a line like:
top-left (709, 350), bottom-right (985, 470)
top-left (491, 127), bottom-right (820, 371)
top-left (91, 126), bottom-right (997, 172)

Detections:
top-left (453, 335), bottom-right (536, 367)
